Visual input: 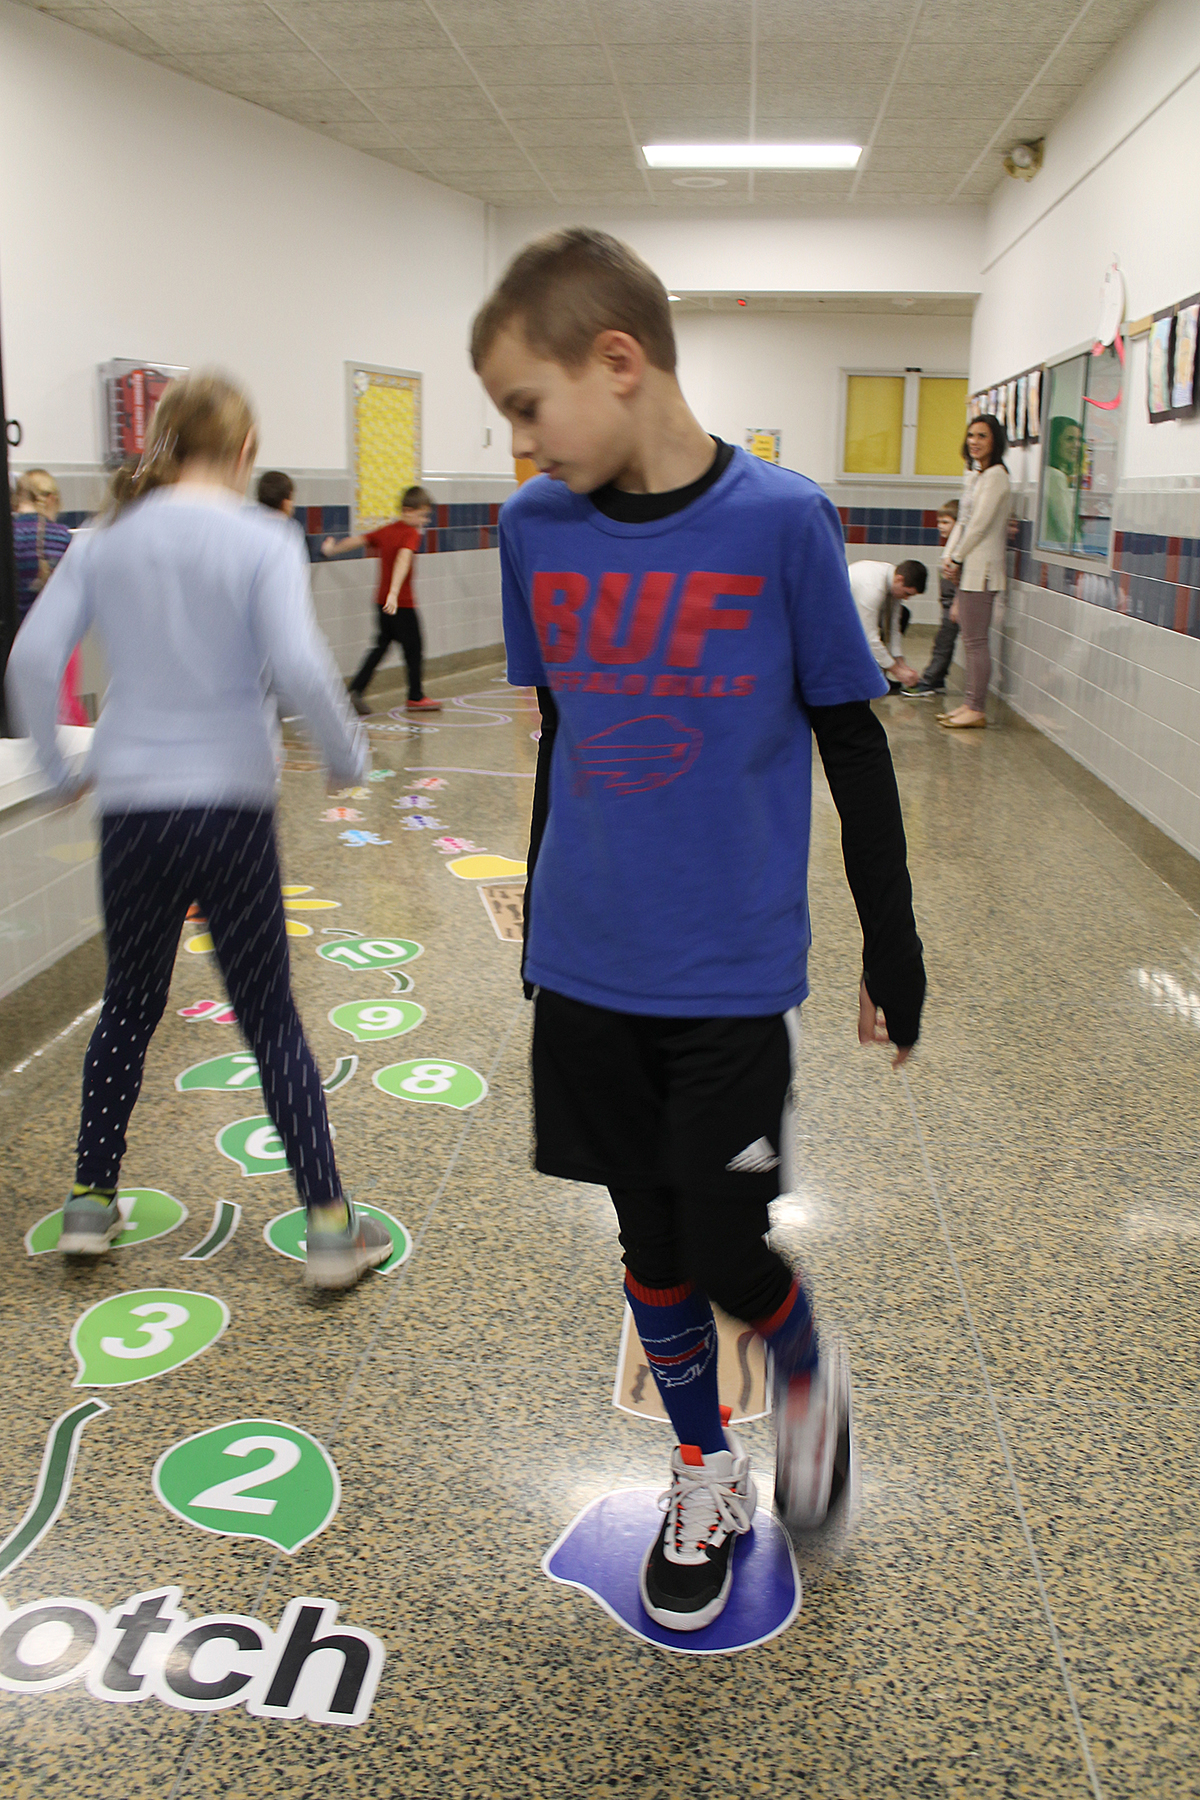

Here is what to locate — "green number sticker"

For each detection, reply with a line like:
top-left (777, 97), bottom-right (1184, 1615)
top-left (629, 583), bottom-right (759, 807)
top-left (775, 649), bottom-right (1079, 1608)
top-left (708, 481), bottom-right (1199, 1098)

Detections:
top-left (263, 1205), bottom-right (412, 1273)
top-left (176, 1052), bottom-right (262, 1094)
top-left (25, 1188), bottom-right (188, 1257)
top-left (70, 1289), bottom-right (229, 1388)
top-left (328, 999), bottom-right (425, 1043)
top-left (373, 1059), bottom-right (488, 1111)
top-left (316, 937), bottom-right (423, 973)
top-left (213, 1115), bottom-right (327, 1179)
top-left (152, 1418), bottom-right (340, 1553)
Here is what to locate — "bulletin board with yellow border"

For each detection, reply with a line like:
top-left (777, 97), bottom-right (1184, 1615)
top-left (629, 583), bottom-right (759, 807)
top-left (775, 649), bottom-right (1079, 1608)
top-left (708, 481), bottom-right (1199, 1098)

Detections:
top-left (346, 363), bottom-right (422, 531)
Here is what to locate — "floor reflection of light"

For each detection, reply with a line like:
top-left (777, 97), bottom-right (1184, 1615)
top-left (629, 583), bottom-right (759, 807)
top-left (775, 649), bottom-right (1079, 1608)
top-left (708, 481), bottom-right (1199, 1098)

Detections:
top-left (1135, 967), bottom-right (1200, 1029)
top-left (1125, 1208), bottom-right (1200, 1240)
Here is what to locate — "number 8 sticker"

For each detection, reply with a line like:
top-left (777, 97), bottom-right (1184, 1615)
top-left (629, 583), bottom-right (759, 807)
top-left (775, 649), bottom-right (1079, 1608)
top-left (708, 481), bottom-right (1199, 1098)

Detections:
top-left (374, 1059), bottom-right (488, 1111)
top-left (71, 1290), bottom-right (230, 1388)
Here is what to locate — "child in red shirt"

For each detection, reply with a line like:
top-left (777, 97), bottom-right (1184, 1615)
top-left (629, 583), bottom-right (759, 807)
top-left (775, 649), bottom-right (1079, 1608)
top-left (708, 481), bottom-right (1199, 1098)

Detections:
top-left (322, 484), bottom-right (441, 714)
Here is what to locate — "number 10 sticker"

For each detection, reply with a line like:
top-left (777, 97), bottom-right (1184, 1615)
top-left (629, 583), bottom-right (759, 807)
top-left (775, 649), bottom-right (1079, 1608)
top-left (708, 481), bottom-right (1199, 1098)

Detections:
top-left (153, 1419), bottom-right (339, 1553)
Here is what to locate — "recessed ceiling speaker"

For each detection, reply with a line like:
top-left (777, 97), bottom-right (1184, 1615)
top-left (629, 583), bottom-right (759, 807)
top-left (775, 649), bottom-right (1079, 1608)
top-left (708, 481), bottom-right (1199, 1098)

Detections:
top-left (1003, 138), bottom-right (1044, 181)
top-left (672, 175), bottom-right (728, 188)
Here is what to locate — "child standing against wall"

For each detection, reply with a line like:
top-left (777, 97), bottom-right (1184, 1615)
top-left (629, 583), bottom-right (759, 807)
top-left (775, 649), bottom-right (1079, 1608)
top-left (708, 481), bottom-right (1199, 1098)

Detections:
top-left (472, 229), bottom-right (926, 1632)
top-left (322, 487), bottom-right (442, 716)
top-left (7, 374), bottom-right (392, 1290)
top-left (903, 499), bottom-right (960, 698)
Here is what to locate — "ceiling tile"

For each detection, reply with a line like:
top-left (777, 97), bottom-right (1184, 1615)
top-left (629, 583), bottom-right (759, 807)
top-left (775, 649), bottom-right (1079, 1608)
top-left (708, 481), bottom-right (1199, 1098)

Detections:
top-left (484, 83), bottom-right (624, 118)
top-left (621, 82), bottom-right (753, 120)
top-left (31, 4), bottom-right (161, 52)
top-left (267, 87), bottom-right (378, 123)
top-left (590, 0), bottom-right (757, 44)
top-left (754, 0), bottom-right (912, 40)
top-left (321, 46), bottom-right (477, 85)
top-left (430, 0), bottom-right (598, 47)
top-left (384, 86), bottom-right (498, 125)
top-left (319, 119), bottom-right (407, 147)
top-left (147, 47), bottom-right (332, 93)
top-left (516, 118), bottom-right (637, 150)
top-left (467, 43), bottom-right (613, 84)
top-left (402, 117), bottom-right (519, 152)
top-left (422, 145), bottom-right (544, 173)
top-left (116, 4), bottom-right (300, 55)
top-left (606, 42), bottom-right (749, 84)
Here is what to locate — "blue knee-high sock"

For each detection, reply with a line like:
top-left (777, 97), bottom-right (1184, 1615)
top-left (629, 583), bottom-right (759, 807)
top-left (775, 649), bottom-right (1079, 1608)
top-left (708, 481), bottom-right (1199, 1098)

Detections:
top-left (624, 1274), bottom-right (726, 1455)
top-left (754, 1279), bottom-right (819, 1380)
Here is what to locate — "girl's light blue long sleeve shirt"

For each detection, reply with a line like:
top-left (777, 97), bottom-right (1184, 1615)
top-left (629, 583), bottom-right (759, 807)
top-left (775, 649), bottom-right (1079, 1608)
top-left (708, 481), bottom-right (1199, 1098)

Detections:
top-left (6, 484), bottom-right (367, 811)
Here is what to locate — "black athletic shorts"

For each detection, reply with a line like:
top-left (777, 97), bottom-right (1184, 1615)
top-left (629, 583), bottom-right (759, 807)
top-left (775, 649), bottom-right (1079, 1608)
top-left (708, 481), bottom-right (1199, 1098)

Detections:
top-left (531, 987), bottom-right (793, 1203)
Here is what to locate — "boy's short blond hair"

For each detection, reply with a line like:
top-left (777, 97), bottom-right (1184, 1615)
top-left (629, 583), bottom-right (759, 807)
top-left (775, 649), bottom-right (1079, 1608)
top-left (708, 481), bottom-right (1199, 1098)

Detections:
top-left (470, 228), bottom-right (676, 376)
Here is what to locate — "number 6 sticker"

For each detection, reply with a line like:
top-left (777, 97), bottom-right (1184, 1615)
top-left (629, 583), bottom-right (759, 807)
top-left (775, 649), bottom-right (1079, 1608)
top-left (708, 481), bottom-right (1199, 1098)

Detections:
top-left (152, 1418), bottom-right (340, 1553)
top-left (374, 1059), bottom-right (488, 1110)
top-left (70, 1290), bottom-right (229, 1387)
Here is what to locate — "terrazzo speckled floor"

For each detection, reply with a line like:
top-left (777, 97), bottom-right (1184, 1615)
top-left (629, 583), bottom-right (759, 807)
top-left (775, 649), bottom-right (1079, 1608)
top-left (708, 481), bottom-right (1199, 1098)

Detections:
top-left (2, 658), bottom-right (1199, 1799)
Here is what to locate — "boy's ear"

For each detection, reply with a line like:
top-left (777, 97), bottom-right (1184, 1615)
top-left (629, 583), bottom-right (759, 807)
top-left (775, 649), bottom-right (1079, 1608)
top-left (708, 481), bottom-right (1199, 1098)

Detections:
top-left (593, 329), bottom-right (646, 396)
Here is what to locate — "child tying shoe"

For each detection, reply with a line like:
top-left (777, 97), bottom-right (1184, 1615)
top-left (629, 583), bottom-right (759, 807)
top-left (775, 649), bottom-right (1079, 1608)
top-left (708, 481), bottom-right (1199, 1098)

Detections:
top-left (472, 230), bottom-right (926, 1632)
top-left (7, 373), bottom-right (391, 1290)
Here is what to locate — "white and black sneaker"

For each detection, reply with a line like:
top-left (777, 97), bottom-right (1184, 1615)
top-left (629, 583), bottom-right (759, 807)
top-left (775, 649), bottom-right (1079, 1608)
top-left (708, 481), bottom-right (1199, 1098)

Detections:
top-left (773, 1339), bottom-right (853, 1531)
top-left (639, 1431), bottom-right (757, 1632)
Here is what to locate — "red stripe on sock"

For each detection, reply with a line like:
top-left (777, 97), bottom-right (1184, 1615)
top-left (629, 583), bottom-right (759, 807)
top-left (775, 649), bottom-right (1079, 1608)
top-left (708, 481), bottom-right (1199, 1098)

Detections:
top-left (624, 1273), bottom-right (695, 1308)
top-left (753, 1279), bottom-right (800, 1339)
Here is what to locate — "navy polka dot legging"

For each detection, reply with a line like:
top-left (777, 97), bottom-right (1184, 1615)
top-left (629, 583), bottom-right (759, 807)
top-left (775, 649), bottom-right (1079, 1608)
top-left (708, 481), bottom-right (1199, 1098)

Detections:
top-left (77, 808), bottom-right (341, 1210)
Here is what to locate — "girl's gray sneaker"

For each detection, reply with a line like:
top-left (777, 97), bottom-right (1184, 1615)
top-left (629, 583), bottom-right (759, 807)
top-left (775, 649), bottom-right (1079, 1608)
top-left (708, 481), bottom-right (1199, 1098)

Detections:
top-left (304, 1205), bottom-right (392, 1289)
top-left (59, 1190), bottom-right (123, 1255)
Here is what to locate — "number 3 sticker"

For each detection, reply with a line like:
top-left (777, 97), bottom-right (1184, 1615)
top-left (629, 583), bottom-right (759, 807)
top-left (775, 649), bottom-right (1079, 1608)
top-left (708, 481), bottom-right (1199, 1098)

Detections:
top-left (71, 1290), bottom-right (230, 1388)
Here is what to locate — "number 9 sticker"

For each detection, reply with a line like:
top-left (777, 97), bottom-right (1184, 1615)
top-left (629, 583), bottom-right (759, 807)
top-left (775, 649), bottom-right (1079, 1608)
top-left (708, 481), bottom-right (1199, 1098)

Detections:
top-left (373, 1059), bottom-right (488, 1111)
top-left (329, 999), bottom-right (425, 1043)
top-left (70, 1290), bottom-right (230, 1387)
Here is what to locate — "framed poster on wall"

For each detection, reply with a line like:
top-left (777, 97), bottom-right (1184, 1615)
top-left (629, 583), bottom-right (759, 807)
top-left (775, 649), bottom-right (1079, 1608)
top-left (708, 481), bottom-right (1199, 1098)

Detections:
top-left (1170, 296), bottom-right (1199, 416)
top-left (346, 363), bottom-right (422, 530)
top-left (745, 428), bottom-right (781, 463)
top-left (1015, 375), bottom-right (1028, 445)
top-left (1147, 311), bottom-right (1175, 424)
top-left (1026, 368), bottom-right (1042, 442)
top-left (98, 359), bottom-right (187, 468)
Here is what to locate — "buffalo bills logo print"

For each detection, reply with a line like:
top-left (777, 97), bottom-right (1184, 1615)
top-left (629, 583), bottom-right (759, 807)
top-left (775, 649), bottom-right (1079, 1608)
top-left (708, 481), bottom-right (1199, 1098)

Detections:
top-left (574, 716), bottom-right (703, 796)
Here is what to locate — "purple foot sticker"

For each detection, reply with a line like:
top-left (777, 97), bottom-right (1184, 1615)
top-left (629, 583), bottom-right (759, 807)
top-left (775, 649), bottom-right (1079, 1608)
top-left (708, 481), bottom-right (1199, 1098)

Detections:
top-left (542, 1488), bottom-right (800, 1655)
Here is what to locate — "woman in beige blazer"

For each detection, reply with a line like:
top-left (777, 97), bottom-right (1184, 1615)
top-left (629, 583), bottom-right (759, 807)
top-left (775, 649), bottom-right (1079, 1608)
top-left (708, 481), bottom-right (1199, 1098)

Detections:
top-left (939, 414), bottom-right (1011, 730)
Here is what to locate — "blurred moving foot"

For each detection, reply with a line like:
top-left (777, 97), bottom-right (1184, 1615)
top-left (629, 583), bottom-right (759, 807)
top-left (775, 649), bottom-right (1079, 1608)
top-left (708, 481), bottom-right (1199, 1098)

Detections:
top-left (406, 698), bottom-right (442, 712)
top-left (772, 1340), bottom-right (852, 1530)
top-left (59, 1188), bottom-right (122, 1255)
top-left (348, 690), bottom-right (372, 717)
top-left (304, 1203), bottom-right (392, 1289)
top-left (639, 1432), bottom-right (757, 1631)
top-left (901, 680), bottom-right (944, 698)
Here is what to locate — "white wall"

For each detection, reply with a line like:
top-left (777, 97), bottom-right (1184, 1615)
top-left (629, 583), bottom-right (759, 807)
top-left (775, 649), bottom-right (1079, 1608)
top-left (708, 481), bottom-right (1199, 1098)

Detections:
top-left (674, 309), bottom-right (971, 493)
top-left (971, 0), bottom-right (1200, 480)
top-left (492, 205), bottom-right (986, 301)
top-left (0, 0), bottom-right (508, 478)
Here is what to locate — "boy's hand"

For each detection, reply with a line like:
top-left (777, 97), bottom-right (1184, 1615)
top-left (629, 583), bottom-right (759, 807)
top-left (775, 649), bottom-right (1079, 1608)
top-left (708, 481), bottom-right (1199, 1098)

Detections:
top-left (321, 535), bottom-right (337, 558)
top-left (383, 595), bottom-right (398, 614)
top-left (858, 977), bottom-right (911, 1069)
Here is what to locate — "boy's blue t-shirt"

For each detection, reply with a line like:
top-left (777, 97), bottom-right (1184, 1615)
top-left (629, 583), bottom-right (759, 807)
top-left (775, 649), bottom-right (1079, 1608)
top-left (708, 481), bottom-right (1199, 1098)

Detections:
top-left (501, 447), bottom-right (887, 1017)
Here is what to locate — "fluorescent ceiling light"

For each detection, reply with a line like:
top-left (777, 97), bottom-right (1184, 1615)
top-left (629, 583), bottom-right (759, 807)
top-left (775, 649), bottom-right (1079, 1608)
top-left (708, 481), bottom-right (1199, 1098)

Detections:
top-left (643, 142), bottom-right (861, 170)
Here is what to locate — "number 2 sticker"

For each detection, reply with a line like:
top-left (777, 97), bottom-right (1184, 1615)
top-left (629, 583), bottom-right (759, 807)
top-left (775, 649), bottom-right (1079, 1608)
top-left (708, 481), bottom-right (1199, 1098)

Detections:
top-left (152, 1418), bottom-right (340, 1553)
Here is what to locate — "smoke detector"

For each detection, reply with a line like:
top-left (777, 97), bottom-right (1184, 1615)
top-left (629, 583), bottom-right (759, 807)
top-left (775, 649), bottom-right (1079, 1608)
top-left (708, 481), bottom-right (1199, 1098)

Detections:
top-left (1003, 139), bottom-right (1044, 181)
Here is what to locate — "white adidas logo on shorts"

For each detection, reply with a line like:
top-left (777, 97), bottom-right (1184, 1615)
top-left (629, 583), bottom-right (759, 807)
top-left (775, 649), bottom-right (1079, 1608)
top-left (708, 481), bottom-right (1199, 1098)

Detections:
top-left (726, 1137), bottom-right (780, 1174)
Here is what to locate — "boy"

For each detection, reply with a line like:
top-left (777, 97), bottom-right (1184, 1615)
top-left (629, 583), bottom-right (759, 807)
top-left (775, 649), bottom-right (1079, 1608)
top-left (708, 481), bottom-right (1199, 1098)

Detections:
top-left (322, 486), bottom-right (442, 715)
top-left (903, 501), bottom-right (959, 698)
top-left (472, 229), bottom-right (925, 1634)
top-left (846, 558), bottom-right (927, 692)
top-left (256, 469), bottom-right (296, 517)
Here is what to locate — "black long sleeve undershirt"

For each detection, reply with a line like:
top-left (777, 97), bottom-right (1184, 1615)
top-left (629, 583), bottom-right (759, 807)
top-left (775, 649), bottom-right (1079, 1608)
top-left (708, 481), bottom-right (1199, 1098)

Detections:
top-left (524, 689), bottom-right (925, 1046)
top-left (809, 699), bottom-right (926, 1048)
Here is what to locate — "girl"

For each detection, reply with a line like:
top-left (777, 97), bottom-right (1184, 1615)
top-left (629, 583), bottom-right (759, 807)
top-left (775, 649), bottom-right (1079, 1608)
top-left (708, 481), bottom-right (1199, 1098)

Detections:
top-left (11, 469), bottom-right (86, 725)
top-left (939, 413), bottom-right (1011, 731)
top-left (7, 372), bottom-right (391, 1288)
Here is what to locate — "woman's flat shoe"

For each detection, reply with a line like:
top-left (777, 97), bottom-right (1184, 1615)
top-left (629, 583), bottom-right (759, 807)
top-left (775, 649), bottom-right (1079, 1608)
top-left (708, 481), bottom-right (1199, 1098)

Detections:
top-left (938, 714), bottom-right (987, 729)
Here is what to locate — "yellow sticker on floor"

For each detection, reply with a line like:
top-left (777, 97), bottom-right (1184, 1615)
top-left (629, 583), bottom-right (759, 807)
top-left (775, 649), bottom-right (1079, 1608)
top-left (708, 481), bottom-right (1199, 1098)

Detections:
top-left (447, 854), bottom-right (527, 882)
top-left (613, 1304), bottom-right (769, 1424)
